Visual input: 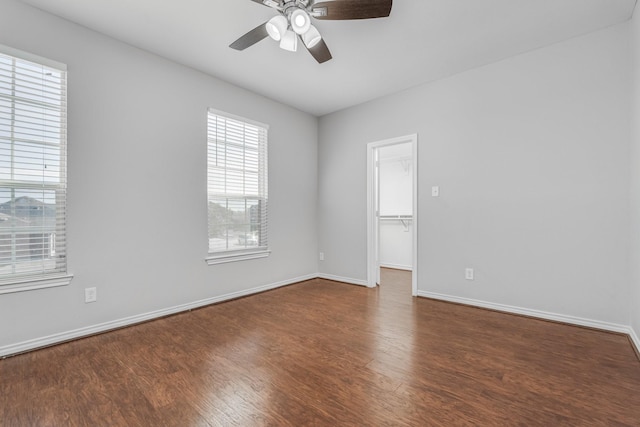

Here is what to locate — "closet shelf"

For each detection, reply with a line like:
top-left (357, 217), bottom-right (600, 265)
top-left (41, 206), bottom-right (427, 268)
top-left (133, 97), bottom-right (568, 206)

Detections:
top-left (379, 215), bottom-right (412, 231)
top-left (379, 215), bottom-right (413, 220)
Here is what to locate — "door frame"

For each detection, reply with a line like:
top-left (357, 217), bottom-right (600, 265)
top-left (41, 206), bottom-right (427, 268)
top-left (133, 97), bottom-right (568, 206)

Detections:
top-left (366, 134), bottom-right (418, 296)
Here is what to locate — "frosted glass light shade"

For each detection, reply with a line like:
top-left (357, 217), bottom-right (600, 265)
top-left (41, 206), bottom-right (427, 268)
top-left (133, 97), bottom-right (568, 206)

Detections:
top-left (280, 30), bottom-right (298, 52)
top-left (302, 25), bottom-right (322, 48)
top-left (290, 9), bottom-right (311, 35)
top-left (266, 15), bottom-right (288, 41)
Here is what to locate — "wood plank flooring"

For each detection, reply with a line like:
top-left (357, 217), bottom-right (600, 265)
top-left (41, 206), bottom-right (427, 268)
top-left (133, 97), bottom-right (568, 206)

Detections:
top-left (2, 268), bottom-right (640, 426)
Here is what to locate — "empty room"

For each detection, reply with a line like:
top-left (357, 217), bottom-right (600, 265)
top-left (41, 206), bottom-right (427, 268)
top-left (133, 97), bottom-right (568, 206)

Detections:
top-left (1, 0), bottom-right (640, 425)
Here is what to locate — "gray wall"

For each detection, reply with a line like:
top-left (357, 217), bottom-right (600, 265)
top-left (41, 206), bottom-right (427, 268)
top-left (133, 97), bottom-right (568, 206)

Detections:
top-left (1, 0), bottom-right (638, 353)
top-left (0, 0), bottom-right (318, 351)
top-left (319, 23), bottom-right (631, 326)
top-left (631, 12), bottom-right (640, 342)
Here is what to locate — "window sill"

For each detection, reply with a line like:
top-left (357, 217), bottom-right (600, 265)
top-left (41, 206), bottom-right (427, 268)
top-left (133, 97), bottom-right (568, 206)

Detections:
top-left (206, 249), bottom-right (271, 265)
top-left (0, 274), bottom-right (74, 295)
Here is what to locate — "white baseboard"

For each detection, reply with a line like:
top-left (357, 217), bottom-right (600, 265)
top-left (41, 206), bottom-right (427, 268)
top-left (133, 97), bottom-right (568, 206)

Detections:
top-left (6, 276), bottom-right (635, 359)
top-left (630, 327), bottom-right (640, 357)
top-left (380, 263), bottom-right (412, 271)
top-left (0, 273), bottom-right (317, 358)
top-left (317, 273), bottom-right (369, 287)
top-left (417, 290), bottom-right (630, 334)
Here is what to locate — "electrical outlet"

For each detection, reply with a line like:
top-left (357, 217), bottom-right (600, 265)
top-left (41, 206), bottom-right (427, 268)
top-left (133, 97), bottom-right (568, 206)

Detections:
top-left (319, 252), bottom-right (325, 261)
top-left (85, 287), bottom-right (97, 303)
top-left (465, 268), bottom-right (474, 281)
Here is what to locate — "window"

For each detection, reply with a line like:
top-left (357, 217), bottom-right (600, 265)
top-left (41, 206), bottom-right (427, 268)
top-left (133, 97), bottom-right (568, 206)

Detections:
top-left (0, 45), bottom-right (71, 293)
top-left (206, 109), bottom-right (269, 265)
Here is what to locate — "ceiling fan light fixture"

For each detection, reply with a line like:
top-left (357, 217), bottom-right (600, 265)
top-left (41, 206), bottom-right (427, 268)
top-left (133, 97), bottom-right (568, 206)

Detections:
top-left (302, 25), bottom-right (322, 48)
top-left (290, 8), bottom-right (311, 35)
top-left (266, 15), bottom-right (288, 41)
top-left (280, 29), bottom-right (298, 52)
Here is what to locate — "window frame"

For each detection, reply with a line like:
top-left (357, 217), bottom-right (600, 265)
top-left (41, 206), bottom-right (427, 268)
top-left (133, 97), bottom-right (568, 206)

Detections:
top-left (205, 108), bottom-right (270, 265)
top-left (0, 44), bottom-right (72, 294)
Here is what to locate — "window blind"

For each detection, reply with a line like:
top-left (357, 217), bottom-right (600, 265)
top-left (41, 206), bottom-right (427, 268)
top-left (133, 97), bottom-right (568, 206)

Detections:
top-left (0, 47), bottom-right (68, 284)
top-left (207, 109), bottom-right (268, 257)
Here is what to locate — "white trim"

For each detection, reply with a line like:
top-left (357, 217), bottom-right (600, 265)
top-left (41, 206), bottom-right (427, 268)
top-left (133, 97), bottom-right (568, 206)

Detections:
top-left (630, 327), bottom-right (640, 357)
top-left (366, 134), bottom-right (418, 295)
top-left (317, 273), bottom-right (368, 287)
top-left (0, 274), bottom-right (73, 295)
top-left (380, 263), bottom-right (412, 271)
top-left (418, 290), bottom-right (631, 334)
top-left (206, 249), bottom-right (271, 265)
top-left (0, 43), bottom-right (67, 71)
top-left (0, 273), bottom-right (315, 358)
top-left (4, 274), bottom-right (635, 359)
top-left (411, 138), bottom-right (418, 296)
top-left (366, 141), bottom-right (377, 288)
top-left (207, 107), bottom-right (269, 130)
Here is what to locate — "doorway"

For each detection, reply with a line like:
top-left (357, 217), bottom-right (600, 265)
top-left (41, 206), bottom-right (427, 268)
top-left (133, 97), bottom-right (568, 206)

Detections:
top-left (366, 134), bottom-right (418, 296)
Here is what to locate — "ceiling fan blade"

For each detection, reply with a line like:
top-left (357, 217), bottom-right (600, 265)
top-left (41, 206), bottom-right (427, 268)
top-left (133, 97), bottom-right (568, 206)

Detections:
top-left (304, 38), bottom-right (332, 64)
top-left (311, 0), bottom-right (392, 20)
top-left (229, 22), bottom-right (269, 51)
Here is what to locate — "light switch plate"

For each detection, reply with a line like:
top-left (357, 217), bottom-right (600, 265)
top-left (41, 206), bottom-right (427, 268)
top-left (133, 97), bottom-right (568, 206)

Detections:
top-left (465, 268), bottom-right (474, 280)
top-left (85, 287), bottom-right (97, 303)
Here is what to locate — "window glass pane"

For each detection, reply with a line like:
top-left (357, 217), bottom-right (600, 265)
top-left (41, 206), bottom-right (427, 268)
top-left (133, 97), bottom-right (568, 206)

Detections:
top-left (11, 101), bottom-right (63, 145)
top-left (0, 188), bottom-right (59, 277)
top-left (245, 172), bottom-right (259, 196)
top-left (208, 198), bottom-right (229, 238)
top-left (207, 110), bottom-right (267, 255)
top-left (245, 149), bottom-right (259, 171)
top-left (0, 49), bottom-right (67, 283)
top-left (208, 167), bottom-right (226, 195)
top-left (225, 169), bottom-right (244, 195)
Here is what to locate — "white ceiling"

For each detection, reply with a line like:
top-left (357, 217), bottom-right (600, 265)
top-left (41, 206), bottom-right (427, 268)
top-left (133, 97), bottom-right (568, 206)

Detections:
top-left (19, 0), bottom-right (636, 116)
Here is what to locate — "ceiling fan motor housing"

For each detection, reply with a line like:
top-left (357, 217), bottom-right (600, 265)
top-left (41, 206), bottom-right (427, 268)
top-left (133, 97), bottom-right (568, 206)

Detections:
top-left (231, 0), bottom-right (393, 63)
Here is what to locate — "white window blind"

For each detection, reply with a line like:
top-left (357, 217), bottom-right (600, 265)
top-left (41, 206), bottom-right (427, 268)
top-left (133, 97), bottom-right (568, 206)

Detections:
top-left (0, 46), bottom-right (69, 289)
top-left (207, 109), bottom-right (268, 264)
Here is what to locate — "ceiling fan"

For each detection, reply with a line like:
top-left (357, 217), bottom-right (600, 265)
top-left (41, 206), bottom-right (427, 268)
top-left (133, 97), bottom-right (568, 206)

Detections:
top-left (230, 0), bottom-right (393, 64)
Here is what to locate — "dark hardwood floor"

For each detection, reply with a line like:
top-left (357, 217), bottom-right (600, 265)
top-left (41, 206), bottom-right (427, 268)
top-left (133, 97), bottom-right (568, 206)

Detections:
top-left (2, 268), bottom-right (640, 426)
